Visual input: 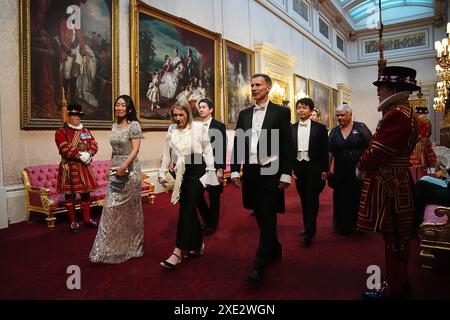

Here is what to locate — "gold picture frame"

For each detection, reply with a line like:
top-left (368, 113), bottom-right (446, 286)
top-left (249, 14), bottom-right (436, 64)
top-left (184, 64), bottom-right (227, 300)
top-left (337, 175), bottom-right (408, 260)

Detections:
top-left (130, 0), bottom-right (222, 130)
top-left (20, 0), bottom-right (119, 129)
top-left (293, 74), bottom-right (308, 101)
top-left (223, 40), bottom-right (254, 128)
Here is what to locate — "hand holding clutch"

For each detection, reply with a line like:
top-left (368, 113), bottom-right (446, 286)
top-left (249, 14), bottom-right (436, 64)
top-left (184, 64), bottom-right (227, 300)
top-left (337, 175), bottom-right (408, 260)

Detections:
top-left (159, 171), bottom-right (176, 192)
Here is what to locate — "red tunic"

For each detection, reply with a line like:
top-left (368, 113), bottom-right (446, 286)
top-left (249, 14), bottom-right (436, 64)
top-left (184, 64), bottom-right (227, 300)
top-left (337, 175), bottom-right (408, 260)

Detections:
top-left (410, 116), bottom-right (436, 168)
top-left (55, 125), bottom-right (98, 193)
top-left (357, 99), bottom-right (419, 236)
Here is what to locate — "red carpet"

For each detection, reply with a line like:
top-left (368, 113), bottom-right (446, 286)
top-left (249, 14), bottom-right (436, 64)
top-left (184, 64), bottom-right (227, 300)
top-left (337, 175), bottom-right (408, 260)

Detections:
top-left (0, 185), bottom-right (449, 300)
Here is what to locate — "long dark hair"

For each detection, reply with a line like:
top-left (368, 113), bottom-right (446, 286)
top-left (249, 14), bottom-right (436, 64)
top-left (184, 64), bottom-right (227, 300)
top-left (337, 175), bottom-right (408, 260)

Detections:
top-left (114, 95), bottom-right (139, 122)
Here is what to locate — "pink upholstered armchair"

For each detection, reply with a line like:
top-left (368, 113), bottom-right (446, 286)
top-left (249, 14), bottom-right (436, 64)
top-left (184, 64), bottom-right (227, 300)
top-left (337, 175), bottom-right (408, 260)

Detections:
top-left (21, 160), bottom-right (155, 228)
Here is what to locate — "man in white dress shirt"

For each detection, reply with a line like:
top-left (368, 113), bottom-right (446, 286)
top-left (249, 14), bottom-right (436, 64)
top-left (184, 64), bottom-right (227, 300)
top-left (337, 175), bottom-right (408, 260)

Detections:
top-left (196, 98), bottom-right (226, 235)
top-left (291, 98), bottom-right (329, 247)
top-left (231, 73), bottom-right (292, 282)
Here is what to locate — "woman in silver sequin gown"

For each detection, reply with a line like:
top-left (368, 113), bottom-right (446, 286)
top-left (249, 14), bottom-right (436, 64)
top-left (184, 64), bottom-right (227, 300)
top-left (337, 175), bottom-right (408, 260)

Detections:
top-left (90, 95), bottom-right (144, 264)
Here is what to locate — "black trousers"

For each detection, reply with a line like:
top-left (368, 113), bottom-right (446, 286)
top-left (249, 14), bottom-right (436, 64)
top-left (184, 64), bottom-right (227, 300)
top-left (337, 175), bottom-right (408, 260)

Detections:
top-left (294, 160), bottom-right (325, 238)
top-left (197, 184), bottom-right (222, 230)
top-left (176, 163), bottom-right (205, 251)
top-left (243, 165), bottom-right (282, 269)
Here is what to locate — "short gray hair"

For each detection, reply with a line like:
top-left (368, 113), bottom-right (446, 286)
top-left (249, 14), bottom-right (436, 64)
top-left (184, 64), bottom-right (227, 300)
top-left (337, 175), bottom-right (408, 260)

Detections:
top-left (336, 103), bottom-right (352, 113)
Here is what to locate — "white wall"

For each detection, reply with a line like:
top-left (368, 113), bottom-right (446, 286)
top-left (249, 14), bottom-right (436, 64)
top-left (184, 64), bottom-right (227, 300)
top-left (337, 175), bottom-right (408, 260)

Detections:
top-left (351, 57), bottom-right (437, 133)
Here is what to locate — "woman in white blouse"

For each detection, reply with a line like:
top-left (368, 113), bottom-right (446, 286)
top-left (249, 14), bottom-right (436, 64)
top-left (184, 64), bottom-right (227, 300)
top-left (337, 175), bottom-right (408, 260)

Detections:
top-left (158, 104), bottom-right (221, 270)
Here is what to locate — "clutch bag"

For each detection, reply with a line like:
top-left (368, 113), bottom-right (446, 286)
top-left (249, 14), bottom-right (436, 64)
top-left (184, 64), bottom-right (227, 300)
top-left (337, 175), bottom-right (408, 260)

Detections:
top-left (163, 170), bottom-right (176, 192)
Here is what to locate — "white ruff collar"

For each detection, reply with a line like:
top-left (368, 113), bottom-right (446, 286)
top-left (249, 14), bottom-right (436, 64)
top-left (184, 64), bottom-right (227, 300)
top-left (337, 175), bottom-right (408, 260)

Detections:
top-left (377, 91), bottom-right (410, 112)
top-left (68, 123), bottom-right (83, 130)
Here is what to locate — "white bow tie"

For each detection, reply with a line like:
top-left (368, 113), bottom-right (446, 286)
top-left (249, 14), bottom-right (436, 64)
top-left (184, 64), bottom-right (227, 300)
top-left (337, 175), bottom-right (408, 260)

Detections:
top-left (254, 105), bottom-right (266, 111)
top-left (300, 122), bottom-right (308, 127)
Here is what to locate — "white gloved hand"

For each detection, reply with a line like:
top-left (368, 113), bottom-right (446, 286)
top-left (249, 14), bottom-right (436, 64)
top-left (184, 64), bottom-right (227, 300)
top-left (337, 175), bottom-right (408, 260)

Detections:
top-left (355, 167), bottom-right (366, 180)
top-left (79, 152), bottom-right (91, 164)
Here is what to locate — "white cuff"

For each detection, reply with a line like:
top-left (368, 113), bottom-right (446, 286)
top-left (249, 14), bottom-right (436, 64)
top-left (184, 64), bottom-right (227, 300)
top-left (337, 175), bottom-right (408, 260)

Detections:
top-left (280, 174), bottom-right (291, 184)
top-left (200, 170), bottom-right (219, 187)
top-left (231, 171), bottom-right (240, 179)
top-left (158, 168), bottom-right (168, 179)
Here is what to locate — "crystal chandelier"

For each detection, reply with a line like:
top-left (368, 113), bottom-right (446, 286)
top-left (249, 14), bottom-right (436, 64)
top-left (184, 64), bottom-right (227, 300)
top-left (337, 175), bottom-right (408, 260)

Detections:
top-left (269, 81), bottom-right (286, 105)
top-left (434, 22), bottom-right (450, 112)
top-left (410, 88), bottom-right (428, 112)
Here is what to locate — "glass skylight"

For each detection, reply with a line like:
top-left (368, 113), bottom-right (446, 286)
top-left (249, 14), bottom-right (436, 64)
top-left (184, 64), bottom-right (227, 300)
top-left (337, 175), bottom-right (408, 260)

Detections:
top-left (335, 0), bottom-right (434, 30)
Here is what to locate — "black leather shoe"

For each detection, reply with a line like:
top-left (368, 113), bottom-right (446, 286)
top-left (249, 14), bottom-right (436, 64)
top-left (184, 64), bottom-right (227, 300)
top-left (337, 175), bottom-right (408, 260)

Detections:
top-left (301, 235), bottom-right (312, 247)
top-left (244, 269), bottom-right (265, 282)
top-left (362, 288), bottom-right (408, 300)
top-left (69, 222), bottom-right (80, 234)
top-left (84, 219), bottom-right (99, 228)
top-left (202, 227), bottom-right (216, 235)
top-left (160, 252), bottom-right (182, 271)
top-left (188, 243), bottom-right (205, 257)
top-left (362, 289), bottom-right (389, 300)
top-left (362, 286), bottom-right (408, 300)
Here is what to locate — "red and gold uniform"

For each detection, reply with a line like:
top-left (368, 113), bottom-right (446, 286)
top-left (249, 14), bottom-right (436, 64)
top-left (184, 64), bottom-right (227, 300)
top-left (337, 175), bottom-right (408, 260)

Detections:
top-left (356, 66), bottom-right (421, 299)
top-left (357, 97), bottom-right (418, 235)
top-left (410, 115), bottom-right (436, 179)
top-left (55, 125), bottom-right (98, 193)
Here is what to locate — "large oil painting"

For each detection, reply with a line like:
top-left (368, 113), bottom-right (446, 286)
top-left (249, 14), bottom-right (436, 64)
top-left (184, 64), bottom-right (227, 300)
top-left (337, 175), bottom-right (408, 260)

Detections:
top-left (20, 0), bottom-right (119, 129)
top-left (309, 79), bottom-right (331, 129)
top-left (131, 1), bottom-right (221, 129)
top-left (223, 40), bottom-right (254, 127)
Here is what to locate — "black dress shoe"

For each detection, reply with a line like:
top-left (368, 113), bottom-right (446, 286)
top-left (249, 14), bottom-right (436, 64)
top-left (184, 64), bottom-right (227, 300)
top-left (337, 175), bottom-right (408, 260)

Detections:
top-left (301, 235), bottom-right (312, 247)
top-left (362, 288), bottom-right (407, 300)
top-left (84, 219), bottom-right (99, 228)
top-left (202, 227), bottom-right (216, 235)
top-left (244, 269), bottom-right (265, 282)
top-left (188, 243), bottom-right (205, 257)
top-left (160, 252), bottom-right (182, 271)
top-left (362, 284), bottom-right (408, 300)
top-left (69, 222), bottom-right (80, 234)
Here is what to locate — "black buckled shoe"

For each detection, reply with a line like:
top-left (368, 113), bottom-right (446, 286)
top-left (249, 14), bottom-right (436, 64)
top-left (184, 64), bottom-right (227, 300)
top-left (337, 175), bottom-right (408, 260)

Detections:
top-left (188, 243), bottom-right (205, 258)
top-left (69, 222), bottom-right (80, 234)
top-left (362, 288), bottom-right (391, 300)
top-left (301, 235), bottom-right (312, 247)
top-left (202, 227), bottom-right (216, 236)
top-left (244, 268), bottom-right (265, 283)
top-left (84, 219), bottom-right (99, 228)
top-left (160, 252), bottom-right (182, 270)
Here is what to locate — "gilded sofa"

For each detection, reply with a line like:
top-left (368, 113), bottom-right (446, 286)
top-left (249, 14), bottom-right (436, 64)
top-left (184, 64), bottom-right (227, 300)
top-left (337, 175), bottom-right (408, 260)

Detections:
top-left (21, 160), bottom-right (155, 228)
top-left (418, 204), bottom-right (450, 269)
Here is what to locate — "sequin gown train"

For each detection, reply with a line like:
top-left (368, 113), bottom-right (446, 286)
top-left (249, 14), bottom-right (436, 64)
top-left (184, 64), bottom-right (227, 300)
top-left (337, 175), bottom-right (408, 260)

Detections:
top-left (90, 121), bottom-right (144, 263)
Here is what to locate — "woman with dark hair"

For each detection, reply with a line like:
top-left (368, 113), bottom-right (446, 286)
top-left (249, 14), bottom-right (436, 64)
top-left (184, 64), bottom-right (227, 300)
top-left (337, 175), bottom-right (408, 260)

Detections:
top-left (158, 103), bottom-right (219, 270)
top-left (90, 95), bottom-right (145, 264)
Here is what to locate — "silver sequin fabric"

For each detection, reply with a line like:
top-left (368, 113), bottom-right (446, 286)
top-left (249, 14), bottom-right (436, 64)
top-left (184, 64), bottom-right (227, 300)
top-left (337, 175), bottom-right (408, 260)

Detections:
top-left (89, 121), bottom-right (144, 264)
